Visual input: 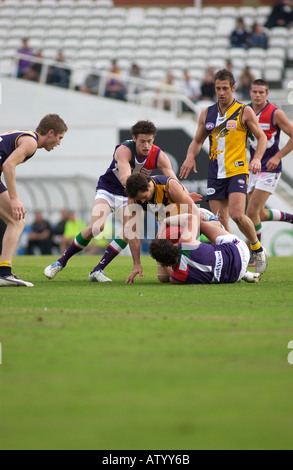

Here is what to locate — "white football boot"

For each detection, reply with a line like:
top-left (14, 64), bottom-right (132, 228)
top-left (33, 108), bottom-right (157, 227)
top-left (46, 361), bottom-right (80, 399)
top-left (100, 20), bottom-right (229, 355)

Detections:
top-left (242, 271), bottom-right (261, 283)
top-left (0, 274), bottom-right (34, 287)
top-left (89, 269), bottom-right (112, 282)
top-left (44, 261), bottom-right (63, 279)
top-left (254, 248), bottom-right (268, 274)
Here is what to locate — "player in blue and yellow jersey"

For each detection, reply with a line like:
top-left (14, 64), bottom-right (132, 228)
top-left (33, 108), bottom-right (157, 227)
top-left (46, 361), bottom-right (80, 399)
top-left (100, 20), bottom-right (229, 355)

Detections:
top-left (246, 79), bottom-right (293, 246)
top-left (180, 69), bottom-right (268, 274)
top-left (0, 114), bottom-right (67, 287)
top-left (44, 121), bottom-right (200, 283)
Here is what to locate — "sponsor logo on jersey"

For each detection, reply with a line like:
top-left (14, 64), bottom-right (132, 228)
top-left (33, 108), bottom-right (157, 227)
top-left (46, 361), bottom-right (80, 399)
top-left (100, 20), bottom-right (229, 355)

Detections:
top-left (235, 161), bottom-right (244, 167)
top-left (226, 120), bottom-right (237, 130)
top-left (205, 122), bottom-right (215, 131)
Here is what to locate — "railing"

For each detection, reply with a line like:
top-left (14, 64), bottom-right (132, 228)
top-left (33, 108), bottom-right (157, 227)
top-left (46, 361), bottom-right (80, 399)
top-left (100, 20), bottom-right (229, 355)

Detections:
top-left (4, 52), bottom-right (203, 119)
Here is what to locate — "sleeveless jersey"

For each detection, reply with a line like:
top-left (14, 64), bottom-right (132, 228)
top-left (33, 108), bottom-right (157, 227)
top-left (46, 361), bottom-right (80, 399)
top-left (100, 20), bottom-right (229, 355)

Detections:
top-left (248, 101), bottom-right (281, 173)
top-left (0, 130), bottom-right (38, 175)
top-left (97, 140), bottom-right (161, 196)
top-left (204, 100), bottom-right (248, 179)
top-left (136, 174), bottom-right (182, 222)
top-left (170, 240), bottom-right (242, 284)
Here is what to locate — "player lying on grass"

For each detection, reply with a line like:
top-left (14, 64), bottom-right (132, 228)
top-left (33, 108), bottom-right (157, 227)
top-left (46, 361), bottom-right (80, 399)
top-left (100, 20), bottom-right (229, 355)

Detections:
top-left (149, 212), bottom-right (261, 285)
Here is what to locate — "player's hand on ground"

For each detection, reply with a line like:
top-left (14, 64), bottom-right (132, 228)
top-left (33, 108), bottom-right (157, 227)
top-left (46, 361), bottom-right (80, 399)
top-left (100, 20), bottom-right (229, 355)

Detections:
top-left (125, 264), bottom-right (143, 284)
top-left (179, 158), bottom-right (197, 179)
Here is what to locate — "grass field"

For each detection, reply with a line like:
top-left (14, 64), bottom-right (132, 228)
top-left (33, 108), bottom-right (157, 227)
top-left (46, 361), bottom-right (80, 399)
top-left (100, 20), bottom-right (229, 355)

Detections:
top-left (0, 254), bottom-right (293, 450)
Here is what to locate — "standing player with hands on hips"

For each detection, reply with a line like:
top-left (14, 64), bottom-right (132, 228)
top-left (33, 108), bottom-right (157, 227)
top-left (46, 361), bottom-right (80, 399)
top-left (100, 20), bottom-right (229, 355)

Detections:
top-left (180, 69), bottom-right (268, 274)
top-left (0, 114), bottom-right (67, 287)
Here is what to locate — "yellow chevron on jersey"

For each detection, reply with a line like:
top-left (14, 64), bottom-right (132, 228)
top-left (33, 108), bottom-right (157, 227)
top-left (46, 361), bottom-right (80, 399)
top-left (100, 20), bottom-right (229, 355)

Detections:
top-left (205, 100), bottom-right (248, 179)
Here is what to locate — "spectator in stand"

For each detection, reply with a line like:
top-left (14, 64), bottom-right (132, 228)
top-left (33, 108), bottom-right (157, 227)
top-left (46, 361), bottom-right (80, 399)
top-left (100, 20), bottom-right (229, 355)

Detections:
top-left (264, 0), bottom-right (293, 29)
top-left (104, 59), bottom-right (127, 101)
top-left (17, 38), bottom-right (34, 78)
top-left (59, 211), bottom-right (86, 253)
top-left (46, 50), bottom-right (71, 89)
top-left (179, 70), bottom-right (201, 111)
top-left (230, 18), bottom-right (250, 49)
top-left (157, 71), bottom-right (179, 111)
top-left (51, 209), bottom-right (70, 253)
top-left (127, 63), bottom-right (145, 95)
top-left (250, 23), bottom-right (268, 49)
top-left (79, 66), bottom-right (100, 95)
top-left (238, 66), bottom-right (256, 100)
top-left (225, 59), bottom-right (239, 89)
top-left (26, 210), bottom-right (52, 255)
top-left (200, 68), bottom-right (215, 101)
top-left (22, 50), bottom-right (43, 82)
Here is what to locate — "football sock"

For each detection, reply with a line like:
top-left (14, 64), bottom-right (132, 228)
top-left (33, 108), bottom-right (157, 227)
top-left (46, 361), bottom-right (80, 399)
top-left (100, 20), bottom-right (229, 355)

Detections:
top-left (255, 223), bottom-right (262, 242)
top-left (92, 237), bottom-right (128, 272)
top-left (58, 232), bottom-right (90, 267)
top-left (250, 240), bottom-right (263, 253)
top-left (0, 261), bottom-right (12, 277)
top-left (268, 209), bottom-right (293, 223)
top-left (199, 234), bottom-right (211, 243)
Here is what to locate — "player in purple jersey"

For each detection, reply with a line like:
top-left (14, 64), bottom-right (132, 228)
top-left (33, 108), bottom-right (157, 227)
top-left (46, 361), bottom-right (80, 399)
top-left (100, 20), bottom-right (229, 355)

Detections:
top-left (44, 120), bottom-right (181, 283)
top-left (149, 213), bottom-right (260, 285)
top-left (0, 114), bottom-right (67, 287)
top-left (246, 79), bottom-right (293, 250)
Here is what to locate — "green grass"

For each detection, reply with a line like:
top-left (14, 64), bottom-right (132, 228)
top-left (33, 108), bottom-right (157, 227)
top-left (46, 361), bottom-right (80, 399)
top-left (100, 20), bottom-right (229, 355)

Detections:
top-left (0, 255), bottom-right (293, 450)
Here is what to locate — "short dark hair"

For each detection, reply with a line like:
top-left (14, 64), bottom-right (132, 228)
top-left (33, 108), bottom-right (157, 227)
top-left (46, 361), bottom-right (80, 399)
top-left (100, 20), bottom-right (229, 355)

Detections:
top-left (149, 238), bottom-right (179, 267)
top-left (214, 69), bottom-right (235, 88)
top-left (251, 78), bottom-right (269, 91)
top-left (125, 173), bottom-right (151, 199)
top-left (131, 120), bottom-right (157, 138)
top-left (36, 114), bottom-right (68, 135)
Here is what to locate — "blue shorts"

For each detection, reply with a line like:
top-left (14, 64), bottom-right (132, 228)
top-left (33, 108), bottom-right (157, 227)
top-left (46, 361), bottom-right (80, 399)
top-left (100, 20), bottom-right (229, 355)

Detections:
top-left (206, 174), bottom-right (248, 201)
top-left (0, 180), bottom-right (7, 194)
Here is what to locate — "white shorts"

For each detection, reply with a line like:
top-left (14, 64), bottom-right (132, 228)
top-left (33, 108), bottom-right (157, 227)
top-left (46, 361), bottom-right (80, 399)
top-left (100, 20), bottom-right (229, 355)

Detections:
top-left (95, 189), bottom-right (128, 212)
top-left (215, 234), bottom-right (249, 281)
top-left (247, 171), bottom-right (281, 195)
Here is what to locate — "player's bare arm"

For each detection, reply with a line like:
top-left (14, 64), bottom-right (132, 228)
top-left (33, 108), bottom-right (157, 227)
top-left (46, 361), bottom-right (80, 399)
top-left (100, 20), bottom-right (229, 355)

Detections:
top-left (179, 109), bottom-right (208, 179)
top-left (123, 197), bottom-right (143, 284)
top-left (2, 136), bottom-right (37, 220)
top-left (243, 106), bottom-right (267, 174)
top-left (267, 109), bottom-right (293, 171)
top-left (156, 151), bottom-right (177, 179)
top-left (115, 145), bottom-right (132, 187)
top-left (167, 179), bottom-right (200, 216)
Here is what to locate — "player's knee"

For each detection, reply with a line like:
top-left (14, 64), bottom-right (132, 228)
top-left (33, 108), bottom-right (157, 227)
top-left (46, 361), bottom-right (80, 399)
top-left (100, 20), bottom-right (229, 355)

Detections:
top-left (230, 211), bottom-right (244, 225)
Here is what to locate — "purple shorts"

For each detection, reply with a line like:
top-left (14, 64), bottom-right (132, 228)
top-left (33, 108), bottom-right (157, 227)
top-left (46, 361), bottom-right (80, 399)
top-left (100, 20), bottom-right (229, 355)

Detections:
top-left (0, 180), bottom-right (7, 194)
top-left (206, 174), bottom-right (248, 201)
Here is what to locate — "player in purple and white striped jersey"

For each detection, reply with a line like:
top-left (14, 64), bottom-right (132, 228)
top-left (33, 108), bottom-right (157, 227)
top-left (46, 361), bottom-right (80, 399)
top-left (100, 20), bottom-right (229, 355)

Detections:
top-left (149, 213), bottom-right (260, 285)
top-left (0, 114), bottom-right (67, 287)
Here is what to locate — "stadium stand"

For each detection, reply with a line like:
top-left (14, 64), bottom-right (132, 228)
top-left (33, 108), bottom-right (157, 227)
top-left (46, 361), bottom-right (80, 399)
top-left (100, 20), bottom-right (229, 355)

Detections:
top-left (0, 1), bottom-right (291, 121)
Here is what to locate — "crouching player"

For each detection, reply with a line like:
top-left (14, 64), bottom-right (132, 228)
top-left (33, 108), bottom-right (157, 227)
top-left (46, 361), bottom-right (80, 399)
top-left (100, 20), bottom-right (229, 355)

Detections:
top-left (149, 212), bottom-right (261, 285)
